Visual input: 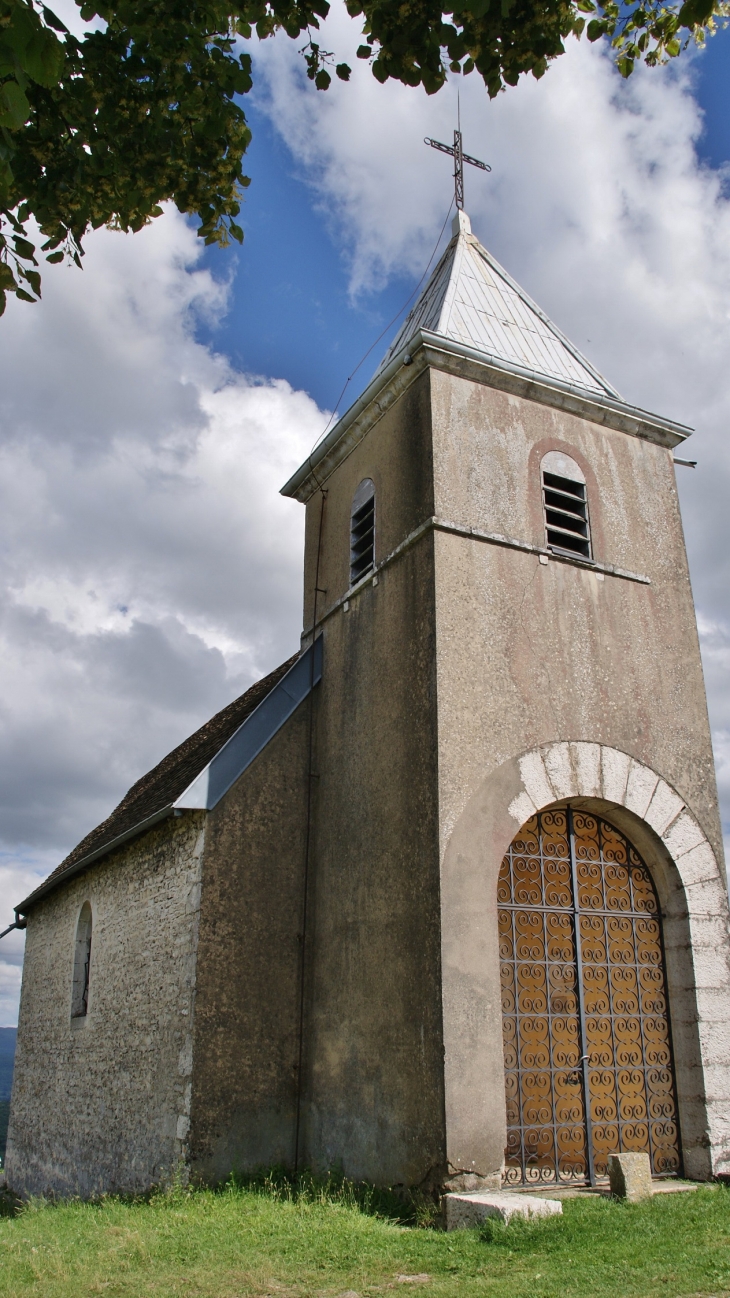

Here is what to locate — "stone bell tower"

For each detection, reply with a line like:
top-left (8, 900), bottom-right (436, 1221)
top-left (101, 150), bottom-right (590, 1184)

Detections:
top-left (281, 209), bottom-right (730, 1189)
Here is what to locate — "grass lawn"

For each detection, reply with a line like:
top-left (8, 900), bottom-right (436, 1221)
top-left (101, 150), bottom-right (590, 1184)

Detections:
top-left (1, 1179), bottom-right (730, 1298)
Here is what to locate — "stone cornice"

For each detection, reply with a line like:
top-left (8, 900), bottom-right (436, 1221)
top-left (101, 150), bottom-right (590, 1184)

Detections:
top-left (280, 331), bottom-right (692, 504)
top-left (301, 514), bottom-right (651, 644)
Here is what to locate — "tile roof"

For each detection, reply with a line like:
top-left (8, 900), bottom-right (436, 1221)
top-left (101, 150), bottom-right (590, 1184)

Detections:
top-left (378, 211), bottom-right (621, 399)
top-left (39, 653), bottom-right (299, 888)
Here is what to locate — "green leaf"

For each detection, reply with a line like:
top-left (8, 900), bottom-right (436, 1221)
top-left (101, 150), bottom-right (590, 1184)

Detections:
top-left (15, 287), bottom-right (36, 301)
top-left (22, 29), bottom-right (64, 88)
top-left (45, 250), bottom-right (64, 263)
top-left (586, 18), bottom-right (605, 40)
top-left (678, 0), bottom-right (715, 25)
top-left (460, 0), bottom-right (491, 18)
top-left (13, 237), bottom-right (36, 260)
top-left (23, 267), bottom-right (41, 295)
top-left (336, 62), bottom-right (351, 80)
top-left (314, 69), bottom-right (331, 89)
top-left (356, 45), bottom-right (372, 58)
top-left (0, 263), bottom-right (16, 289)
top-left (0, 80), bottom-right (31, 131)
top-left (42, 7), bottom-right (70, 34)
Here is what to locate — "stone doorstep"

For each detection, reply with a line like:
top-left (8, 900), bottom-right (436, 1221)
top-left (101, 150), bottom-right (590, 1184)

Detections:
top-left (444, 1181), bottom-right (700, 1228)
top-left (443, 1191), bottom-right (563, 1231)
top-left (512, 1180), bottom-right (699, 1200)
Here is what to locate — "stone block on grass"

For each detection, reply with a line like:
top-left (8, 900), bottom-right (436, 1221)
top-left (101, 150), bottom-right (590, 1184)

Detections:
top-left (443, 1191), bottom-right (562, 1231)
top-left (608, 1152), bottom-right (653, 1202)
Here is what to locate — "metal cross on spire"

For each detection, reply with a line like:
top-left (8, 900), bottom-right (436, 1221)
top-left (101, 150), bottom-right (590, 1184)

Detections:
top-left (424, 131), bottom-right (491, 210)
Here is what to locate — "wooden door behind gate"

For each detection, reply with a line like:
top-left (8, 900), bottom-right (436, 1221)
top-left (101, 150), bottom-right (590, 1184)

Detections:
top-left (499, 807), bottom-right (680, 1186)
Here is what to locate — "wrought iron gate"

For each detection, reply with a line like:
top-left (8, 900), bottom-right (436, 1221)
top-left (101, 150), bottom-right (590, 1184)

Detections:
top-left (499, 807), bottom-right (680, 1186)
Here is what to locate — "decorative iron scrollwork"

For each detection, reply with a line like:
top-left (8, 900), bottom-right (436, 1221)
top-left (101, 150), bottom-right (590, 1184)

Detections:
top-left (500, 807), bottom-right (680, 1186)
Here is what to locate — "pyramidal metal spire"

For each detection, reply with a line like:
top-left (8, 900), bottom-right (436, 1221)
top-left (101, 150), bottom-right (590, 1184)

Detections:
top-left (377, 210), bottom-right (621, 400)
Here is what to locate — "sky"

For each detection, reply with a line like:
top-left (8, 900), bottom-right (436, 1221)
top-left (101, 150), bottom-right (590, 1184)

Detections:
top-left (1, 12), bottom-right (730, 1024)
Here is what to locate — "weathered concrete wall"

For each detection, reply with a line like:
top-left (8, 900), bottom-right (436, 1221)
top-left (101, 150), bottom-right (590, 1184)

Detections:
top-left (302, 370), bottom-right (435, 633)
top-left (187, 701), bottom-right (311, 1183)
top-left (299, 372), bottom-right (446, 1187)
top-left (430, 372), bottom-right (722, 863)
top-left (430, 369), bottom-right (728, 1182)
top-left (6, 812), bottom-right (205, 1197)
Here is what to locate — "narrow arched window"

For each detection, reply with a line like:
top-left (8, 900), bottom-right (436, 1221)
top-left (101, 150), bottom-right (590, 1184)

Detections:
top-left (541, 451), bottom-right (592, 560)
top-left (71, 902), bottom-right (92, 1018)
top-left (350, 479), bottom-right (375, 586)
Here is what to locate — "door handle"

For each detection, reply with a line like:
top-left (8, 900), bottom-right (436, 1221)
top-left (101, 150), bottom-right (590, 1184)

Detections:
top-left (566, 1055), bottom-right (590, 1084)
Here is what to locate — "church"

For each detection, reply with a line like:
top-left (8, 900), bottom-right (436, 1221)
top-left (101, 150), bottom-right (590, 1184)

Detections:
top-left (6, 204), bottom-right (730, 1199)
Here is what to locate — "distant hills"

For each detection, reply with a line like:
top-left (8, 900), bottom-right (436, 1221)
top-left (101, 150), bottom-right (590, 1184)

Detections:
top-left (0, 1027), bottom-right (16, 1102)
top-left (0, 1027), bottom-right (16, 1167)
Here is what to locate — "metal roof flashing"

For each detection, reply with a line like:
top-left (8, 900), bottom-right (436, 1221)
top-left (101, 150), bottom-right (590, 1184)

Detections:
top-left (280, 330), bottom-right (691, 503)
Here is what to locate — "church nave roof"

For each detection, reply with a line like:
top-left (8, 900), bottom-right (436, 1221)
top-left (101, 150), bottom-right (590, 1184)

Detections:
top-left (16, 652), bottom-right (300, 912)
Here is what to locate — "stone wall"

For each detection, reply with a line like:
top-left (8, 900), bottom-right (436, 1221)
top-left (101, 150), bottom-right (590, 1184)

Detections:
top-left (6, 812), bottom-right (205, 1197)
top-left (187, 702), bottom-right (311, 1183)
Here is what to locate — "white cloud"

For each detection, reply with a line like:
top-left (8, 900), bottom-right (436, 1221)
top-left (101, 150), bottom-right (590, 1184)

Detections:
top-left (0, 962), bottom-right (23, 1028)
top-left (0, 856), bottom-right (55, 1026)
top-left (697, 613), bottom-right (730, 854)
top-left (0, 210), bottom-right (327, 1018)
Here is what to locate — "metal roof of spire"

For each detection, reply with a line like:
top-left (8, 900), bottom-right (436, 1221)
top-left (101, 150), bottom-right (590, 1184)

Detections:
top-left (377, 210), bottom-right (621, 400)
top-left (281, 210), bottom-right (691, 504)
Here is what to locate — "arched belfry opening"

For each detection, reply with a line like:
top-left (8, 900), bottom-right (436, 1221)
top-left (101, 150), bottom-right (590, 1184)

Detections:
top-left (499, 805), bottom-right (680, 1186)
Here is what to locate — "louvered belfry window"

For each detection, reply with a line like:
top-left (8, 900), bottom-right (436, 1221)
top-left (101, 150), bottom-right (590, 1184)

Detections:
top-left (541, 453), bottom-right (591, 560)
top-left (350, 478), bottom-right (376, 586)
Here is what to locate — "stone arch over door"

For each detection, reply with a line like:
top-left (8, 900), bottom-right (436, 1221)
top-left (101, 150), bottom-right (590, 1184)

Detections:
top-left (440, 743), bottom-right (730, 1190)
